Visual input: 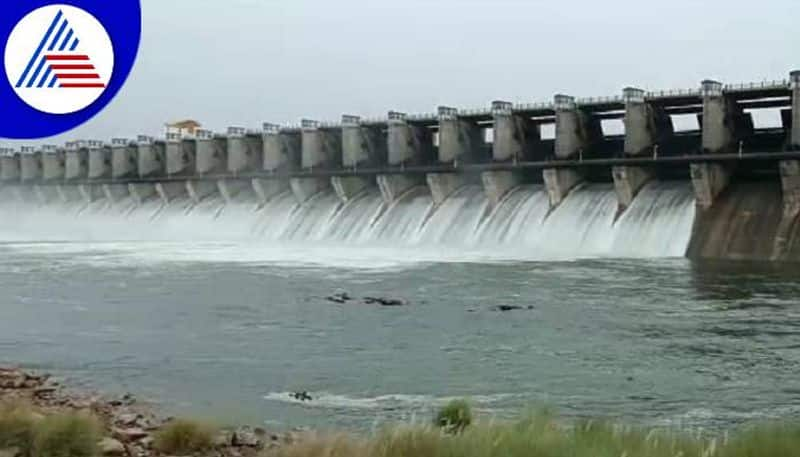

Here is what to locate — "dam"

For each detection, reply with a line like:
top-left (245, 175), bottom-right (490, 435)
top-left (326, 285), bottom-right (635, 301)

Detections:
top-left (1, 72), bottom-right (800, 261)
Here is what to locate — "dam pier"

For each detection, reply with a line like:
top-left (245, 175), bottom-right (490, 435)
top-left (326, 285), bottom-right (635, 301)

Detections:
top-left (2, 72), bottom-right (800, 261)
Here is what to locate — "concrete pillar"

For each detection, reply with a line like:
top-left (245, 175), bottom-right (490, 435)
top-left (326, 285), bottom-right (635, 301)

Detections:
top-left (544, 168), bottom-right (583, 208)
top-left (612, 87), bottom-right (669, 210)
top-left (480, 101), bottom-right (540, 207)
top-left (160, 132), bottom-right (192, 203)
top-left (378, 111), bottom-right (429, 204)
top-left (20, 147), bottom-right (42, 182)
top-left (333, 115), bottom-right (381, 202)
top-left (74, 141), bottom-right (107, 204)
top-left (543, 95), bottom-right (597, 208)
top-left (41, 145), bottom-right (65, 181)
top-left (774, 156), bottom-right (800, 258)
top-left (377, 174), bottom-right (421, 204)
top-left (56, 141), bottom-right (89, 203)
top-left (623, 88), bottom-right (672, 155)
top-left (301, 119), bottom-right (341, 169)
top-left (288, 120), bottom-right (339, 204)
top-left (492, 100), bottom-right (540, 162)
top-left (426, 173), bottom-right (464, 206)
top-left (101, 184), bottom-right (128, 203)
top-left (253, 123), bottom-right (297, 204)
top-left (195, 130), bottom-right (226, 175)
top-left (554, 94), bottom-right (600, 159)
top-left (155, 182), bottom-right (185, 204)
top-left (331, 176), bottom-right (369, 202)
top-left (217, 180), bottom-right (251, 203)
top-left (690, 162), bottom-right (729, 210)
top-left (342, 115), bottom-right (386, 168)
top-left (128, 183), bottom-right (156, 204)
top-left (65, 141), bottom-right (89, 180)
top-left (0, 150), bottom-right (20, 181)
top-left (186, 181), bottom-right (217, 204)
top-left (700, 80), bottom-right (740, 153)
top-left (387, 111), bottom-right (433, 166)
top-left (779, 160), bottom-right (800, 216)
top-left (137, 135), bottom-right (165, 178)
top-left (775, 71), bottom-right (800, 250)
top-left (165, 132), bottom-right (196, 176)
top-left (187, 130), bottom-right (224, 203)
top-left (481, 171), bottom-right (521, 207)
top-left (227, 127), bottom-right (262, 174)
top-left (111, 139), bottom-right (137, 179)
top-left (88, 141), bottom-right (113, 179)
top-left (691, 80), bottom-right (739, 209)
top-left (437, 106), bottom-right (482, 164)
top-left (612, 166), bottom-right (652, 211)
top-left (37, 145), bottom-right (63, 203)
top-left (78, 184), bottom-right (103, 203)
top-left (221, 127), bottom-right (261, 202)
top-left (426, 107), bottom-right (481, 204)
top-left (262, 123), bottom-right (301, 172)
top-left (251, 178), bottom-right (288, 204)
top-left (289, 177), bottom-right (328, 204)
top-left (791, 70), bottom-right (800, 148)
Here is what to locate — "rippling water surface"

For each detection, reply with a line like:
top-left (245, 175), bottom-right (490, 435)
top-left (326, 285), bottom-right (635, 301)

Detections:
top-left (1, 242), bottom-right (799, 430)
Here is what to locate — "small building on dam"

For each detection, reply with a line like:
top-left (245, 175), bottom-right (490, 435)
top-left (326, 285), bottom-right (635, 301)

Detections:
top-left (2, 71), bottom-right (800, 261)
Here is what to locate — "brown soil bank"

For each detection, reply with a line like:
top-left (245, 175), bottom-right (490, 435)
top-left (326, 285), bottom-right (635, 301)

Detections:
top-left (686, 181), bottom-right (800, 261)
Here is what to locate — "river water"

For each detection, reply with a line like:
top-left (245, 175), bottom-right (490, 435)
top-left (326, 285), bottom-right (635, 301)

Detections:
top-left (0, 182), bottom-right (799, 431)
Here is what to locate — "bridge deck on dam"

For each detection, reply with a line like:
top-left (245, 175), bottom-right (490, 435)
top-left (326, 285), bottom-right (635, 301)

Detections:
top-left (6, 149), bottom-right (800, 186)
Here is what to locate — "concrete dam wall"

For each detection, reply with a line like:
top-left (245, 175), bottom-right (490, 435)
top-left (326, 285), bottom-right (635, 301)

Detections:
top-left (1, 72), bottom-right (799, 262)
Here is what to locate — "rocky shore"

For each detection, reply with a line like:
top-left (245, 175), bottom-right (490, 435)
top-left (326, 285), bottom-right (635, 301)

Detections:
top-left (0, 366), bottom-right (305, 457)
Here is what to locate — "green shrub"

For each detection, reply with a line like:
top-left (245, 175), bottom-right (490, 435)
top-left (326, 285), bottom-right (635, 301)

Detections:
top-left (264, 411), bottom-right (800, 457)
top-left (31, 413), bottom-right (99, 457)
top-left (0, 403), bottom-right (36, 457)
top-left (433, 399), bottom-right (472, 433)
top-left (719, 422), bottom-right (800, 457)
top-left (153, 418), bottom-right (215, 454)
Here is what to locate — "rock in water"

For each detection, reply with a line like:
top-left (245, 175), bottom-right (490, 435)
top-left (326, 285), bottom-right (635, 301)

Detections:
top-left (326, 291), bottom-right (352, 304)
top-left (364, 297), bottom-right (409, 307)
top-left (290, 391), bottom-right (313, 402)
top-left (493, 305), bottom-right (534, 312)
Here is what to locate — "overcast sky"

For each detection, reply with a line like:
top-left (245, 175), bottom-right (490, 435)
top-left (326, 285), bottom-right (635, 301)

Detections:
top-left (3, 0), bottom-right (798, 147)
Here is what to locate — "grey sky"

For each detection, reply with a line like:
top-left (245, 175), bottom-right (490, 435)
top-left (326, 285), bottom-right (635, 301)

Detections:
top-left (4, 0), bottom-right (798, 147)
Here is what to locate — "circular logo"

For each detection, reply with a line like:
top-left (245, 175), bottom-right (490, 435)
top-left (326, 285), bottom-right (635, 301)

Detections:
top-left (4, 4), bottom-right (114, 114)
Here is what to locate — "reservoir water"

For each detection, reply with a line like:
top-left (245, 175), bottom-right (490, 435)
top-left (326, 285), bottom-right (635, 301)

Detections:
top-left (1, 182), bottom-right (799, 431)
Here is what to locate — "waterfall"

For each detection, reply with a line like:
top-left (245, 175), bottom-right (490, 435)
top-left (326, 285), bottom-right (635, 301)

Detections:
top-left (0, 182), bottom-right (695, 261)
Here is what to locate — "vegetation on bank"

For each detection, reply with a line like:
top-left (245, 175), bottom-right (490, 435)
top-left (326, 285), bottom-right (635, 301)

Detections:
top-left (153, 418), bottom-right (216, 454)
top-left (267, 400), bottom-right (800, 457)
top-left (0, 402), bottom-right (99, 457)
top-left (4, 395), bottom-right (800, 457)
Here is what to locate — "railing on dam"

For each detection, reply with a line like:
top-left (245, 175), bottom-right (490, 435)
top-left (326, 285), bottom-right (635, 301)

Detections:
top-left (0, 73), bottom-right (796, 190)
top-left (7, 149), bottom-right (799, 187)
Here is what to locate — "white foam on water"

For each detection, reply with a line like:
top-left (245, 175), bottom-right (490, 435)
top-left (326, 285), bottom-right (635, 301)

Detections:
top-left (0, 181), bottom-right (696, 267)
top-left (263, 391), bottom-right (521, 411)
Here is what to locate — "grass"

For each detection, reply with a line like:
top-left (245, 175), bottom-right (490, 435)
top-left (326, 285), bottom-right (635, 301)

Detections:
top-left (32, 413), bottom-right (100, 457)
top-left (263, 402), bottom-right (800, 457)
top-left (4, 398), bottom-right (800, 457)
top-left (0, 403), bottom-right (100, 457)
top-left (153, 418), bottom-right (216, 454)
top-left (0, 402), bottom-right (36, 456)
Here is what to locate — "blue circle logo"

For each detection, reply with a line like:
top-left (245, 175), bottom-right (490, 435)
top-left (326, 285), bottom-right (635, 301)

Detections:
top-left (0, 1), bottom-right (141, 139)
